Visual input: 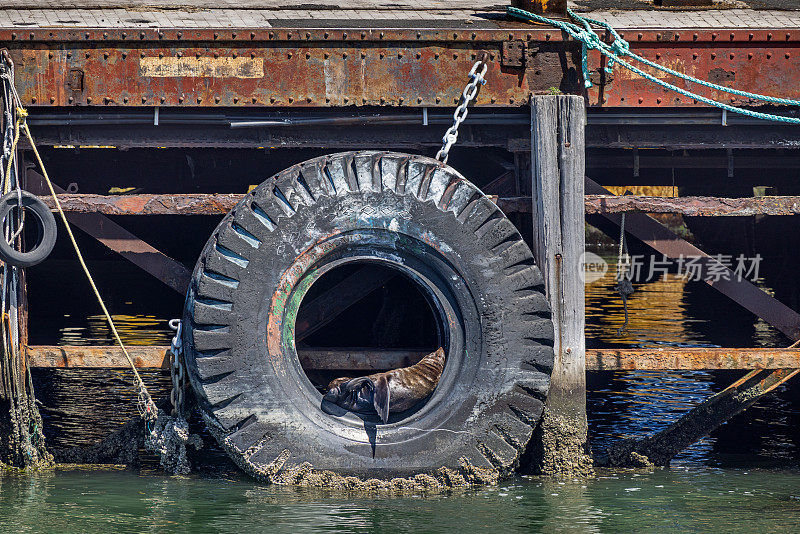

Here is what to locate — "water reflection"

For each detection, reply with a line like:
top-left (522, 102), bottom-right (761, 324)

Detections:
top-left (2, 469), bottom-right (800, 533)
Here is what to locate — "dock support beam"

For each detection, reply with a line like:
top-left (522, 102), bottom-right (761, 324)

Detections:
top-left (529, 95), bottom-right (593, 477)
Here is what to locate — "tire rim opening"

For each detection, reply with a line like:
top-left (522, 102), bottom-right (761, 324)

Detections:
top-left (294, 261), bottom-right (446, 420)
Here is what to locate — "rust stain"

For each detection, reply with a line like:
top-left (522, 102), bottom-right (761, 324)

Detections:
top-left (139, 57), bottom-right (264, 78)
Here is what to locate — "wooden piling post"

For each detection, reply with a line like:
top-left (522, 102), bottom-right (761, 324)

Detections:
top-left (529, 95), bottom-right (593, 477)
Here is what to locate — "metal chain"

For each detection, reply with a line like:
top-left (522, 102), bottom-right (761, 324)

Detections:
top-left (168, 318), bottom-right (187, 417)
top-left (435, 57), bottom-right (488, 165)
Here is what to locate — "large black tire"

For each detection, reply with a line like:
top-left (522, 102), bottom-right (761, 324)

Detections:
top-left (183, 151), bottom-right (554, 478)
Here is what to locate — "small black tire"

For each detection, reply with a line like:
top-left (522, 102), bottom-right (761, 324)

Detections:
top-left (183, 151), bottom-right (554, 479)
top-left (0, 190), bottom-right (57, 268)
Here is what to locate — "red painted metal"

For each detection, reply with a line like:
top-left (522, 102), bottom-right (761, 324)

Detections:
top-left (2, 27), bottom-right (798, 108)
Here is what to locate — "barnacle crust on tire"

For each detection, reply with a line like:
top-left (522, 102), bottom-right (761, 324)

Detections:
top-left (183, 151), bottom-right (554, 481)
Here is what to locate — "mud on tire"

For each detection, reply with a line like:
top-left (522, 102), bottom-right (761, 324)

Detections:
top-left (183, 151), bottom-right (554, 478)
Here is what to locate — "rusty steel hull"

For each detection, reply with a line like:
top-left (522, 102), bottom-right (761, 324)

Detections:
top-left (2, 27), bottom-right (800, 108)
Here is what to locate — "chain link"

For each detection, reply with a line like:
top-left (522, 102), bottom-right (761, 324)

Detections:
top-left (168, 318), bottom-right (187, 417)
top-left (435, 58), bottom-right (488, 165)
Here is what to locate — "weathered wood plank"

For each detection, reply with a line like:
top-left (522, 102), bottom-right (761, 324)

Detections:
top-left (28, 345), bottom-right (800, 370)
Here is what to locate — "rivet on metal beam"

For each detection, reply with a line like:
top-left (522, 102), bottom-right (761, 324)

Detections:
top-left (361, 32), bottom-right (366, 39)
top-left (31, 97), bottom-right (36, 103)
top-left (252, 97), bottom-right (257, 104)
top-left (768, 33), bottom-right (773, 40)
top-left (343, 32), bottom-right (348, 39)
top-left (123, 96), bottom-right (129, 103)
top-left (122, 32), bottom-right (127, 39)
top-left (693, 33), bottom-right (698, 41)
top-left (177, 32), bottom-right (182, 39)
top-left (85, 97), bottom-right (91, 104)
top-left (85, 32), bottom-right (90, 39)
top-left (656, 97), bottom-right (662, 104)
top-left (251, 32), bottom-right (256, 40)
top-left (269, 32), bottom-right (274, 39)
top-left (140, 31), bottom-right (145, 39)
top-left (214, 32), bottom-right (219, 39)
top-left (232, 32), bottom-right (237, 39)
top-left (287, 32), bottom-right (292, 39)
top-left (215, 96), bottom-right (220, 103)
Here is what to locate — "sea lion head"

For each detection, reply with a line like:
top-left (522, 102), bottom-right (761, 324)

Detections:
top-left (322, 375), bottom-right (390, 423)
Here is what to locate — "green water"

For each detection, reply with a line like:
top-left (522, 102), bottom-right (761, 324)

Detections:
top-left (1, 468), bottom-right (800, 533)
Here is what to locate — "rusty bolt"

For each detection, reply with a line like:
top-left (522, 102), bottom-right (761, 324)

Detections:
top-left (10, 33), bottom-right (15, 40)
top-left (215, 96), bottom-right (220, 103)
top-left (748, 53), bottom-right (753, 59)
top-left (122, 52), bottom-right (127, 59)
top-left (140, 31), bottom-right (145, 39)
top-left (343, 97), bottom-right (349, 103)
top-left (325, 97), bottom-right (330, 103)
top-left (142, 96), bottom-right (147, 103)
top-left (399, 97), bottom-right (404, 103)
top-left (674, 33), bottom-right (680, 41)
top-left (379, 32), bottom-right (384, 39)
top-left (287, 52), bottom-right (292, 58)
top-left (692, 53), bottom-right (698, 60)
top-left (454, 97), bottom-right (459, 103)
top-left (360, 52), bottom-right (366, 59)
top-left (749, 33), bottom-right (754, 40)
top-left (232, 52), bottom-right (237, 58)
top-left (325, 53), bottom-right (331, 59)
top-left (251, 32), bottom-right (256, 39)
top-left (31, 97), bottom-right (37, 104)
top-left (767, 52), bottom-right (773, 59)
top-left (158, 32), bottom-right (163, 39)
top-left (68, 96), bottom-right (74, 103)
top-left (656, 97), bottom-right (662, 104)
top-left (67, 52), bottom-right (72, 58)
top-left (140, 52), bottom-right (145, 58)
top-left (417, 97), bottom-right (422, 104)
top-left (490, 96), bottom-right (496, 104)
top-left (545, 34), bottom-right (551, 40)
top-left (50, 96), bottom-right (55, 103)
top-left (768, 33), bottom-right (773, 40)
top-left (269, 32), bottom-right (274, 39)
top-left (84, 97), bottom-right (90, 104)
top-left (436, 96), bottom-right (441, 103)
top-left (787, 32), bottom-right (792, 40)
top-left (123, 96), bottom-right (129, 103)
top-left (287, 32), bottom-right (292, 39)
top-left (343, 52), bottom-right (347, 58)
top-left (177, 32), bottom-right (183, 39)
top-left (251, 52), bottom-right (256, 59)
top-left (270, 97), bottom-right (276, 103)
top-left (85, 52), bottom-right (90, 58)
top-left (416, 32), bottom-right (421, 39)
top-left (48, 52), bottom-right (53, 59)
top-left (305, 32), bottom-right (310, 39)
top-left (178, 95), bottom-right (183, 103)
top-left (308, 97), bottom-right (313, 103)
top-left (361, 32), bottom-right (366, 39)
top-left (85, 32), bottom-right (90, 39)
top-left (122, 32), bottom-right (127, 39)
top-left (158, 52), bottom-right (164, 58)
top-left (161, 96), bottom-right (166, 103)
top-left (177, 51), bottom-right (183, 58)
top-left (196, 52), bottom-right (201, 58)
top-left (452, 53), bottom-right (458, 59)
top-left (693, 33), bottom-right (698, 41)
top-left (214, 52), bottom-right (220, 58)
top-left (637, 33), bottom-right (643, 40)
top-left (288, 97), bottom-right (294, 103)
top-left (232, 32), bottom-right (237, 39)
top-left (306, 53), bottom-right (310, 59)
top-left (380, 97), bottom-right (385, 104)
top-left (197, 97), bottom-right (202, 103)
top-left (638, 97), bottom-right (644, 104)
top-left (343, 32), bottom-right (348, 39)
top-left (103, 52), bottom-right (109, 59)
top-left (324, 32), bottom-right (329, 39)
top-left (398, 52), bottom-right (403, 58)
top-left (252, 97), bottom-right (257, 103)
top-left (711, 33), bottom-right (717, 40)
top-left (453, 32), bottom-right (458, 39)
top-left (214, 32), bottom-right (219, 39)
top-left (711, 53), bottom-right (716, 59)
top-left (416, 53), bottom-right (421, 59)
top-left (730, 33), bottom-right (735, 41)
top-left (730, 53), bottom-right (734, 59)
top-left (655, 53), bottom-right (661, 60)
top-left (787, 53), bottom-right (792, 59)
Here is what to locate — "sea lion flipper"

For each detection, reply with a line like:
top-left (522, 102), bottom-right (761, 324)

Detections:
top-left (373, 375), bottom-right (390, 424)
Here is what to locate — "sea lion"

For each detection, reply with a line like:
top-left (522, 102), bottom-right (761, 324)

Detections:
top-left (322, 347), bottom-right (445, 423)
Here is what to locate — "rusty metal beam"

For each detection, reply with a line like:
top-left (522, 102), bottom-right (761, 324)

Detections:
top-left (25, 345), bottom-right (800, 371)
top-left (26, 170), bottom-right (191, 294)
top-left (37, 193), bottom-right (800, 218)
top-left (586, 177), bottom-right (800, 341)
top-left (2, 27), bottom-right (798, 109)
top-left (584, 195), bottom-right (800, 217)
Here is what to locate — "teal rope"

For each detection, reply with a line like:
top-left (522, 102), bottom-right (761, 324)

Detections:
top-left (507, 6), bottom-right (800, 124)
